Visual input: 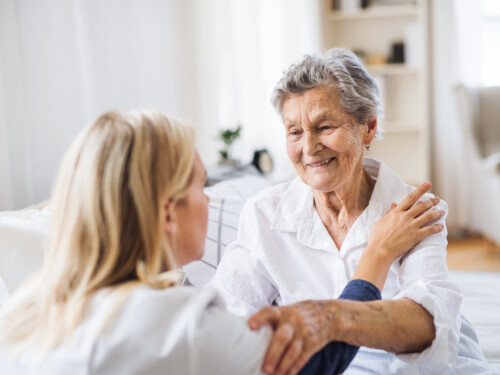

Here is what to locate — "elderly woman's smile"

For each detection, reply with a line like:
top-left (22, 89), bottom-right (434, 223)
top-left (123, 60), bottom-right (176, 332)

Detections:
top-left (307, 156), bottom-right (336, 168)
top-left (283, 86), bottom-right (374, 193)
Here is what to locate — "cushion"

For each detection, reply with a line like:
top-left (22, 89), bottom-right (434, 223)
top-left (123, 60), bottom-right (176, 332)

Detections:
top-left (0, 206), bottom-right (51, 304)
top-left (182, 175), bottom-right (271, 286)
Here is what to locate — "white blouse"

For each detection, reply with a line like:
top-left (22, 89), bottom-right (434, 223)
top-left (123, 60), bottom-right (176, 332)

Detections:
top-left (210, 158), bottom-right (490, 374)
top-left (0, 286), bottom-right (271, 375)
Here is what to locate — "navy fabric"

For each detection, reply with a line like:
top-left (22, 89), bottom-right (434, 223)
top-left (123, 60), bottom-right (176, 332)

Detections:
top-left (299, 279), bottom-right (381, 375)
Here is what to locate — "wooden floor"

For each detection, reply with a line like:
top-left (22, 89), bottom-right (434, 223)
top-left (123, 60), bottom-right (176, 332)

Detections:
top-left (447, 236), bottom-right (500, 272)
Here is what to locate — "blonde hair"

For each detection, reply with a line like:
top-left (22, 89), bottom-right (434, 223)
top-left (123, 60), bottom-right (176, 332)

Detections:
top-left (0, 110), bottom-right (195, 353)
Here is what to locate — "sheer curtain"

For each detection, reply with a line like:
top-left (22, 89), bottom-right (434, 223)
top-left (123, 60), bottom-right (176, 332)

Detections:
top-left (0, 0), bottom-right (322, 211)
top-left (431, 0), bottom-right (500, 233)
top-left (190, 0), bottom-right (322, 181)
top-left (430, 0), bottom-right (488, 233)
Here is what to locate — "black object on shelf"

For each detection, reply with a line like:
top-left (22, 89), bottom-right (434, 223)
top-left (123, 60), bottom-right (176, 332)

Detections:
top-left (389, 42), bottom-right (405, 64)
top-left (252, 149), bottom-right (274, 174)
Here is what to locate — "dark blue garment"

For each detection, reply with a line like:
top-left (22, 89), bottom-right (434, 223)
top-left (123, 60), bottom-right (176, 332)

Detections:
top-left (299, 279), bottom-right (381, 375)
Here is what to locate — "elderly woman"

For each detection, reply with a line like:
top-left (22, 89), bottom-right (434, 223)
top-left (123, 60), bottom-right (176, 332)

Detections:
top-left (211, 48), bottom-right (492, 374)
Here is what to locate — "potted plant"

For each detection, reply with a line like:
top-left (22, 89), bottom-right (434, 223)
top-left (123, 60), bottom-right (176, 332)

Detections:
top-left (218, 125), bottom-right (241, 166)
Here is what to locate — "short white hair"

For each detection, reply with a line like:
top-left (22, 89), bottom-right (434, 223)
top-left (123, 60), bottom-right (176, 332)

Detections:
top-left (272, 48), bottom-right (383, 139)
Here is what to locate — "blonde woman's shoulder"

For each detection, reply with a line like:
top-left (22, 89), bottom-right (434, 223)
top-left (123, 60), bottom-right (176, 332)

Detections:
top-left (89, 285), bottom-right (269, 375)
top-left (92, 285), bottom-right (222, 336)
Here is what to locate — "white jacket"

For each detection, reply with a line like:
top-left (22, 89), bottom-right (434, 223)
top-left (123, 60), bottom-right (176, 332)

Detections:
top-left (0, 286), bottom-right (270, 375)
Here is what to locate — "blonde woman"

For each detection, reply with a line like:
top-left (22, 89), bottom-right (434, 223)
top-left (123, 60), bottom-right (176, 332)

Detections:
top-left (0, 110), bottom-right (443, 375)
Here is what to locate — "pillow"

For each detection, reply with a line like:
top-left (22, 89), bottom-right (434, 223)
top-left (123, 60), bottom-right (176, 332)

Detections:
top-left (182, 174), bottom-right (272, 287)
top-left (0, 206), bottom-right (51, 301)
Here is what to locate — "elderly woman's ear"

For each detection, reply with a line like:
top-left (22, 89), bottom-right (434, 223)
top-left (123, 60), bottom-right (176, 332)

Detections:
top-left (364, 117), bottom-right (378, 148)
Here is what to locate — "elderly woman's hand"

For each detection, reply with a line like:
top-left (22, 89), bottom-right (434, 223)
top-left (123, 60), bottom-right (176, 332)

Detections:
top-left (248, 299), bottom-right (340, 375)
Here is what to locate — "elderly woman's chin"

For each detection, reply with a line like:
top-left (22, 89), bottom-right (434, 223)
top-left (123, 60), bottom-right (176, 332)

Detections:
top-left (296, 163), bottom-right (342, 193)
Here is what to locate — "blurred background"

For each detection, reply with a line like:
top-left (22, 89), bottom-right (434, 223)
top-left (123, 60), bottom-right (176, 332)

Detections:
top-left (0, 0), bottom-right (499, 248)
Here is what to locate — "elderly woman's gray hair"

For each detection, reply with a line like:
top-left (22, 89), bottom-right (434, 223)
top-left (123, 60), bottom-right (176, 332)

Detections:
top-left (272, 48), bottom-right (383, 139)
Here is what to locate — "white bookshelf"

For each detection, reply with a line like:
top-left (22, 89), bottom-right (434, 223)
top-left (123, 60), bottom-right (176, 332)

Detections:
top-left (366, 63), bottom-right (419, 75)
top-left (329, 4), bottom-right (419, 21)
top-left (324, 0), bottom-right (430, 186)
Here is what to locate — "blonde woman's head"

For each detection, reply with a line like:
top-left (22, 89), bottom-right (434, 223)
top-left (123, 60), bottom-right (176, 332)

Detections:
top-left (1, 110), bottom-right (206, 352)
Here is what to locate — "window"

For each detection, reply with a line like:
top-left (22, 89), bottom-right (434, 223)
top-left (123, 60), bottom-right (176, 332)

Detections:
top-left (481, 0), bottom-right (500, 86)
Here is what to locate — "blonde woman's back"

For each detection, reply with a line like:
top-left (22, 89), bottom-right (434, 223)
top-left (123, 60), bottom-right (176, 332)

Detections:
top-left (0, 285), bottom-right (271, 375)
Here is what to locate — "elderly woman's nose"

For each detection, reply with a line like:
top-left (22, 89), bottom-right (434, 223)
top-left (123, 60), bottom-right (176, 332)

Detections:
top-left (303, 131), bottom-right (320, 155)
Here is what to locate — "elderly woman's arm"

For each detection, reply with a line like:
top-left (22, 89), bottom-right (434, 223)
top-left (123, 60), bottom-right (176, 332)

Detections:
top-left (252, 295), bottom-right (435, 375)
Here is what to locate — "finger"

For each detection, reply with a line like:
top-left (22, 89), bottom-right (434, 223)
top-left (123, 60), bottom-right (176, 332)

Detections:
top-left (248, 306), bottom-right (280, 331)
top-left (397, 182), bottom-right (432, 211)
top-left (286, 353), bottom-right (313, 375)
top-left (407, 197), bottom-right (440, 218)
top-left (415, 223), bottom-right (444, 242)
top-left (414, 209), bottom-right (445, 228)
top-left (275, 339), bottom-right (303, 375)
top-left (262, 323), bottom-right (294, 375)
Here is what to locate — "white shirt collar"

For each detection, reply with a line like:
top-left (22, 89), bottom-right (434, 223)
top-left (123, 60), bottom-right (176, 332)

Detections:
top-left (271, 158), bottom-right (409, 252)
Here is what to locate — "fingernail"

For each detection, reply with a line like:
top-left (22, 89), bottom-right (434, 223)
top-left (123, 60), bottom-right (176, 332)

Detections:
top-left (440, 210), bottom-right (445, 214)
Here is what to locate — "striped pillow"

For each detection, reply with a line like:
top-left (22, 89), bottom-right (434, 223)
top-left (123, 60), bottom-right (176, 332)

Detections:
top-left (182, 175), bottom-right (271, 287)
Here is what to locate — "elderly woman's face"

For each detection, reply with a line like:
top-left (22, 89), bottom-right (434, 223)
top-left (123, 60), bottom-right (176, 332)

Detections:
top-left (283, 86), bottom-right (372, 192)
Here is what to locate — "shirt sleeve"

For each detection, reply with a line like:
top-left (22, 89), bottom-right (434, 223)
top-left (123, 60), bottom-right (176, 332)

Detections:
top-left (299, 279), bottom-right (381, 375)
top-left (192, 302), bottom-right (272, 375)
top-left (392, 199), bottom-right (463, 369)
top-left (209, 199), bottom-right (279, 317)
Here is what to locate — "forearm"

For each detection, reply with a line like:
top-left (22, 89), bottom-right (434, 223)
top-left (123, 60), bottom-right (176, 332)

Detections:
top-left (299, 279), bottom-right (381, 375)
top-left (352, 244), bottom-right (392, 291)
top-left (325, 298), bottom-right (435, 354)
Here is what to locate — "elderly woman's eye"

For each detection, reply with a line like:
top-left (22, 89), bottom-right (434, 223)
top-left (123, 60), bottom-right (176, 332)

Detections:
top-left (289, 129), bottom-right (301, 136)
top-left (320, 125), bottom-right (335, 131)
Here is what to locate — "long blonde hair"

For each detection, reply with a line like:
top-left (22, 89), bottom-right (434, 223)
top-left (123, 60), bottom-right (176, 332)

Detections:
top-left (0, 110), bottom-right (195, 352)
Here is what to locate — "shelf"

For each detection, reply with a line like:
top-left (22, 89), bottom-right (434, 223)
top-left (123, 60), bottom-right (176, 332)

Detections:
top-left (366, 64), bottom-right (419, 75)
top-left (380, 122), bottom-right (422, 133)
top-left (329, 5), bottom-right (419, 21)
top-left (325, 0), bottom-right (429, 184)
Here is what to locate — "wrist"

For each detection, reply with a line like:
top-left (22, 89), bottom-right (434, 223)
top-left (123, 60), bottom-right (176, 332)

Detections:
top-left (319, 299), bottom-right (348, 342)
top-left (364, 243), bottom-right (393, 270)
top-left (354, 245), bottom-right (393, 290)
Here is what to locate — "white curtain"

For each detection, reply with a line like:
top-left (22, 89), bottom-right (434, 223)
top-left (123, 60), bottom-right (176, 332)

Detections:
top-left (429, 0), bottom-right (485, 233)
top-left (0, 0), bottom-right (322, 211)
